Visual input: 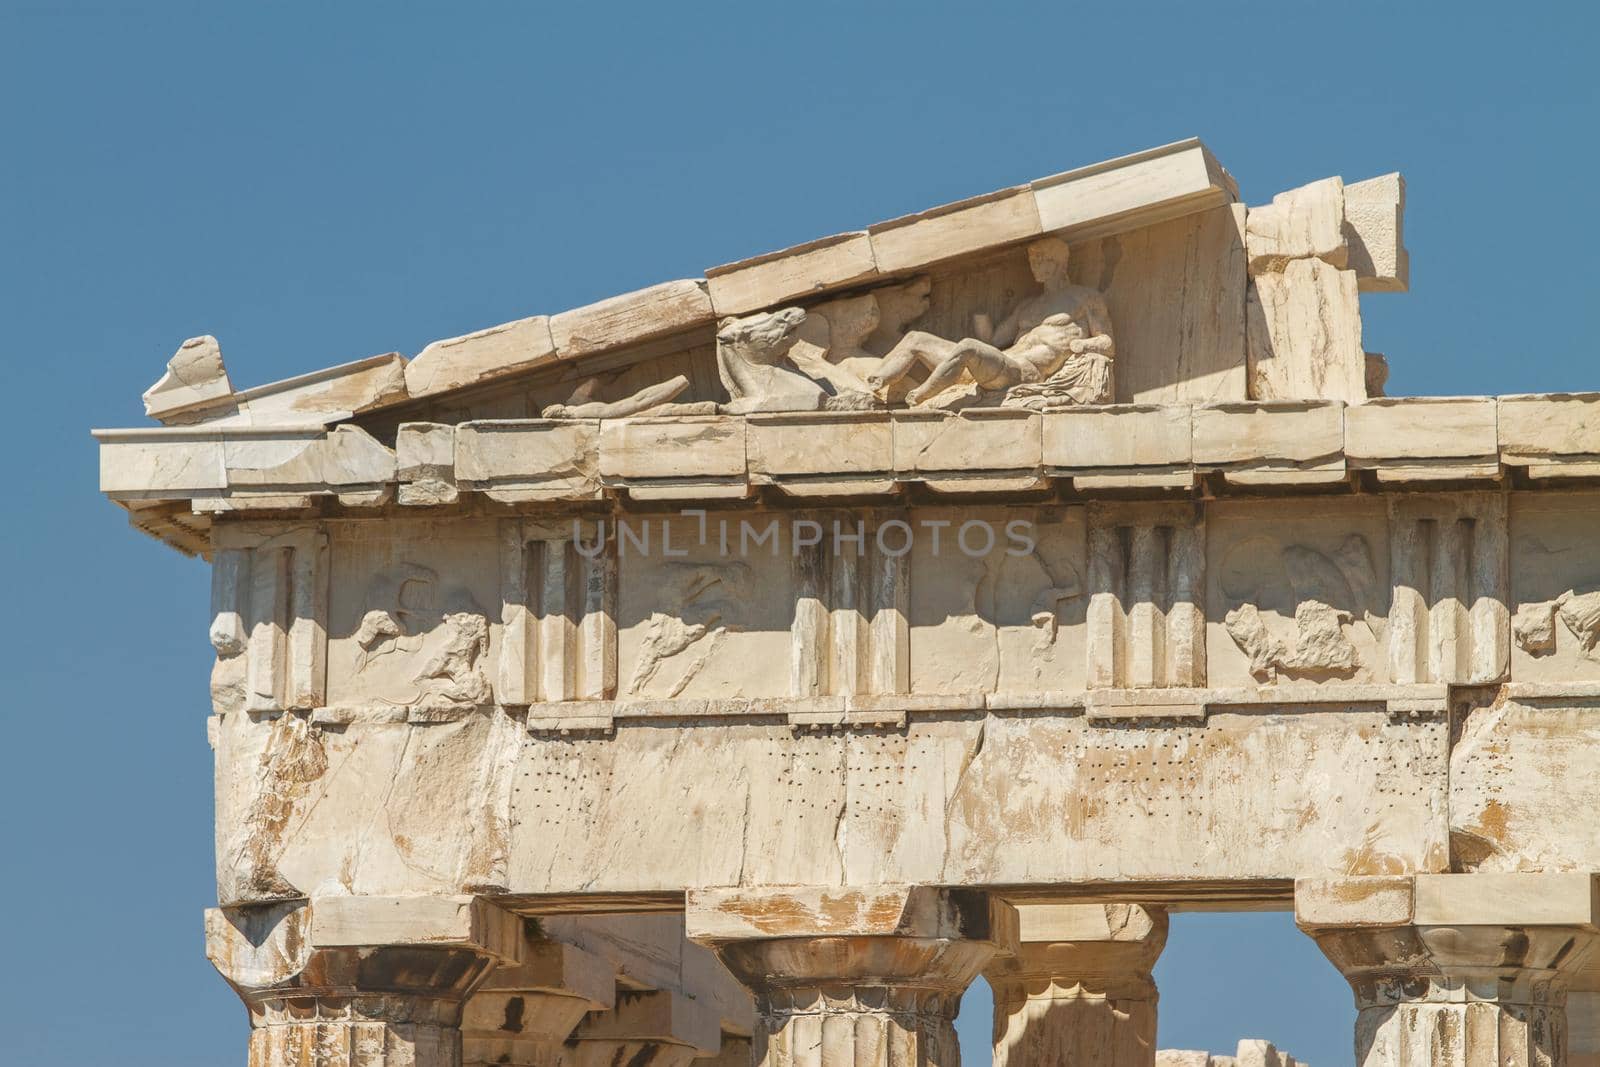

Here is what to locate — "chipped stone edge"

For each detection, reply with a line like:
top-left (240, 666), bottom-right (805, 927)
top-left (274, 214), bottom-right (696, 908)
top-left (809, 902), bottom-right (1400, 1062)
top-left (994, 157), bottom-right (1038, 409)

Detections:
top-left (97, 395), bottom-right (1600, 554)
top-left (295, 683), bottom-right (1455, 734)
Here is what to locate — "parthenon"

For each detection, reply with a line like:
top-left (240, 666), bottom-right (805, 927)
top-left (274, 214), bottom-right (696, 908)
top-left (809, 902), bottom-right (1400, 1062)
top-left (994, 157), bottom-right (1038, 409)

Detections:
top-left (97, 138), bottom-right (1600, 1067)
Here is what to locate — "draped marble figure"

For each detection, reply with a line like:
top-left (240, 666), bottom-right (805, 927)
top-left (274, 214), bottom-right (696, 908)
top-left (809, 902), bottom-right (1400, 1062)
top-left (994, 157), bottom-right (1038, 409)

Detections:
top-left (868, 236), bottom-right (1114, 407)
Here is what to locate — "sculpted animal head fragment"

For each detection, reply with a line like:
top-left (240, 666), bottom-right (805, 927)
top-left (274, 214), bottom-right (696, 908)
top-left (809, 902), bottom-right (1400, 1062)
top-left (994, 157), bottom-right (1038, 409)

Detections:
top-left (715, 306), bottom-right (827, 413)
top-left (716, 306), bottom-right (806, 367)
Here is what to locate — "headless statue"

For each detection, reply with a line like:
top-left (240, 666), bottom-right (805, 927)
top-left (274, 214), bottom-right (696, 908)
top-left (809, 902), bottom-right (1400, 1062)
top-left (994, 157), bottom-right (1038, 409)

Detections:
top-left (867, 236), bottom-right (1114, 406)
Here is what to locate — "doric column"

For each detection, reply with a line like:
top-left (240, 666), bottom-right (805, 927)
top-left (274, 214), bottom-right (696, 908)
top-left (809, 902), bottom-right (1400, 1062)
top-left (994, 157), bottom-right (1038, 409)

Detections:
top-left (462, 939), bottom-right (616, 1067)
top-left (686, 886), bottom-right (1018, 1067)
top-left (987, 904), bottom-right (1168, 1067)
top-left (1297, 875), bottom-right (1600, 1067)
top-left (207, 896), bottom-right (521, 1067)
top-left (561, 990), bottom-right (725, 1067)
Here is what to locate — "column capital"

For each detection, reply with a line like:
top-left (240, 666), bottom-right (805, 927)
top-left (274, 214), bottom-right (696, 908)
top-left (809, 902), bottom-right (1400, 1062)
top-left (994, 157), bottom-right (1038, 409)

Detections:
top-left (1297, 875), bottom-right (1600, 1067)
top-left (207, 895), bottom-right (522, 1067)
top-left (688, 884), bottom-right (1016, 995)
top-left (685, 886), bottom-right (1016, 1067)
top-left (1297, 874), bottom-right (1600, 1003)
top-left (986, 904), bottom-right (1168, 1067)
top-left (987, 903), bottom-right (1168, 1000)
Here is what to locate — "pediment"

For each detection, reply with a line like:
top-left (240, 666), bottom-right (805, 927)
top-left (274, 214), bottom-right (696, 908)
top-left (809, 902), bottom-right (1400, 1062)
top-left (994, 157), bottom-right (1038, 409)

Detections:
top-left (99, 138), bottom-right (1435, 553)
top-left (130, 137), bottom-right (1407, 437)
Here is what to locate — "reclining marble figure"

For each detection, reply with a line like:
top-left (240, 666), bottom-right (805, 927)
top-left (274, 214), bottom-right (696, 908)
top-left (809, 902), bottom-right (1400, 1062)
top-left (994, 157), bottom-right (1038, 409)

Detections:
top-left (867, 235), bottom-right (1114, 406)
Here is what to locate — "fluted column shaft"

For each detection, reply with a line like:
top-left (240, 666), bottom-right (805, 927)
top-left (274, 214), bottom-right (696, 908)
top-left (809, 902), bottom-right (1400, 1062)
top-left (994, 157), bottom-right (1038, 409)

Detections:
top-left (239, 943), bottom-right (501, 1067)
top-left (1298, 875), bottom-right (1600, 1067)
top-left (687, 887), bottom-right (1018, 1067)
top-left (247, 983), bottom-right (471, 1067)
top-left (987, 904), bottom-right (1168, 1067)
top-left (1345, 970), bottom-right (1563, 1067)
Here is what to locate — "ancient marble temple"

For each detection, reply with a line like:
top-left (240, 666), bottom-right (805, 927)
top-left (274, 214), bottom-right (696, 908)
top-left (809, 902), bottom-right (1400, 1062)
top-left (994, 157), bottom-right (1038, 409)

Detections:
top-left (97, 138), bottom-right (1600, 1067)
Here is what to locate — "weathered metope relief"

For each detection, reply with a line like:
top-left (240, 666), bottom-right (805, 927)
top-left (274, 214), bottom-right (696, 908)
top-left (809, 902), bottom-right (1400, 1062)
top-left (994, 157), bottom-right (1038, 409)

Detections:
top-left (1221, 543), bottom-right (1368, 681)
top-left (322, 521), bottom-right (501, 710)
top-left (1510, 492), bottom-right (1600, 682)
top-left (352, 562), bottom-right (491, 708)
top-left (1086, 503), bottom-right (1205, 689)
top-left (609, 515), bottom-right (793, 702)
top-left (1207, 500), bottom-right (1388, 687)
top-left (626, 560), bottom-right (751, 697)
top-left (1513, 590), bottom-right (1600, 659)
top-left (909, 506), bottom-right (1088, 697)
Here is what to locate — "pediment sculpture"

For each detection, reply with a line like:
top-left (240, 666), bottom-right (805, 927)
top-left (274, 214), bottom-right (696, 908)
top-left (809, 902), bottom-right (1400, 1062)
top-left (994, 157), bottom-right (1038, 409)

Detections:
top-left (870, 237), bottom-right (1113, 410)
top-left (128, 140), bottom-right (1415, 453)
top-left (543, 236), bottom-right (1116, 421)
top-left (710, 235), bottom-right (1113, 416)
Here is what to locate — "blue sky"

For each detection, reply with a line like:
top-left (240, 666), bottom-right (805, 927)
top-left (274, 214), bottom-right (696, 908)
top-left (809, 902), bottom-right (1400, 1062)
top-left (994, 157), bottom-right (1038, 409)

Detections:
top-left (2, 2), bottom-right (1595, 1063)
